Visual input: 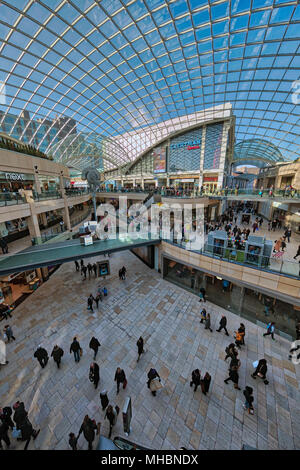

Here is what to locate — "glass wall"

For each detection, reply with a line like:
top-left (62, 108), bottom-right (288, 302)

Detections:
top-left (163, 256), bottom-right (299, 339)
top-left (203, 122), bottom-right (223, 170)
top-left (168, 127), bottom-right (202, 173)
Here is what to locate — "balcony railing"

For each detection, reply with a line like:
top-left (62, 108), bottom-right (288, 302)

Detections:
top-left (0, 192), bottom-right (27, 206)
top-left (163, 238), bottom-right (300, 279)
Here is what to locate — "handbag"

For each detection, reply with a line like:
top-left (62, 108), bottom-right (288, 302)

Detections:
top-left (150, 378), bottom-right (163, 392)
top-left (12, 427), bottom-right (21, 439)
top-left (80, 348), bottom-right (83, 356)
top-left (123, 378), bottom-right (127, 389)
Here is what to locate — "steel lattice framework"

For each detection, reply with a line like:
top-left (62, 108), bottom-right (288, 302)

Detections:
top-left (0, 0), bottom-right (299, 172)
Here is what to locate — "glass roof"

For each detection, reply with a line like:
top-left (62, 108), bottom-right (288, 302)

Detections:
top-left (0, 0), bottom-right (299, 171)
top-left (233, 138), bottom-right (284, 168)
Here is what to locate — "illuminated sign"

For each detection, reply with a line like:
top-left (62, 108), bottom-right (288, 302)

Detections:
top-left (153, 147), bottom-right (166, 174)
top-left (170, 139), bottom-right (201, 150)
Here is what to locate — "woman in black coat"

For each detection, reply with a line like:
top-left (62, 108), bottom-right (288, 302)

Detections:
top-left (51, 345), bottom-right (64, 368)
top-left (89, 362), bottom-right (100, 389)
top-left (78, 415), bottom-right (98, 450)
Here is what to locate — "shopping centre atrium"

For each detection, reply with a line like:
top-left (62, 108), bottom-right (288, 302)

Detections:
top-left (0, 0), bottom-right (299, 452)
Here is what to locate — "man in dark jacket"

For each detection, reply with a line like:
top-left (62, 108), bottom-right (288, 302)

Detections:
top-left (87, 294), bottom-right (95, 312)
top-left (33, 345), bottom-right (48, 368)
top-left (114, 367), bottom-right (126, 394)
top-left (78, 415), bottom-right (98, 450)
top-left (190, 369), bottom-right (201, 392)
top-left (89, 362), bottom-right (100, 389)
top-left (13, 401), bottom-right (27, 429)
top-left (70, 337), bottom-right (81, 363)
top-left (147, 368), bottom-right (161, 396)
top-left (0, 238), bottom-right (8, 254)
top-left (136, 337), bottom-right (144, 362)
top-left (51, 345), bottom-right (64, 368)
top-left (216, 315), bottom-right (229, 336)
top-left (89, 336), bottom-right (101, 360)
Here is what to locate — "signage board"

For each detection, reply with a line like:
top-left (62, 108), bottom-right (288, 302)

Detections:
top-left (153, 147), bottom-right (166, 174)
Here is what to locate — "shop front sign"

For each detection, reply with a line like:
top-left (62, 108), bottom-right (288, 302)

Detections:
top-left (0, 171), bottom-right (34, 182)
top-left (170, 139), bottom-right (201, 150)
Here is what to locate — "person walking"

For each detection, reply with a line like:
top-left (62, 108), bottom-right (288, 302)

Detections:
top-left (200, 308), bottom-right (206, 324)
top-left (89, 336), bottom-right (101, 360)
top-left (263, 322), bottom-right (275, 340)
top-left (190, 369), bottom-right (201, 392)
top-left (93, 263), bottom-right (97, 278)
top-left (200, 372), bottom-right (211, 396)
top-left (118, 268), bottom-right (123, 280)
top-left (4, 325), bottom-right (15, 342)
top-left (81, 264), bottom-right (87, 280)
top-left (217, 315), bottom-right (229, 336)
top-left (70, 337), bottom-right (82, 363)
top-left (100, 391), bottom-right (109, 411)
top-left (87, 263), bottom-right (93, 280)
top-left (284, 227), bottom-right (291, 243)
top-left (104, 405), bottom-right (119, 439)
top-left (19, 419), bottom-right (40, 450)
top-left (251, 359), bottom-right (268, 384)
top-left (121, 266), bottom-right (127, 280)
top-left (74, 260), bottom-right (80, 272)
top-left (243, 386), bottom-right (254, 414)
top-left (51, 345), bottom-right (64, 368)
top-left (198, 287), bottom-right (206, 302)
top-left (137, 337), bottom-right (144, 362)
top-left (0, 238), bottom-right (8, 254)
top-left (147, 368), bottom-right (161, 396)
top-left (224, 360), bottom-right (241, 390)
top-left (33, 345), bottom-right (48, 368)
top-left (0, 421), bottom-right (10, 449)
top-left (204, 313), bottom-right (213, 332)
top-left (87, 294), bottom-right (95, 312)
top-left (238, 323), bottom-right (246, 345)
top-left (78, 415), bottom-right (99, 450)
top-left (293, 245), bottom-right (300, 260)
top-left (0, 406), bottom-right (13, 430)
top-left (114, 367), bottom-right (127, 394)
top-left (89, 362), bottom-right (100, 389)
top-left (69, 432), bottom-right (78, 450)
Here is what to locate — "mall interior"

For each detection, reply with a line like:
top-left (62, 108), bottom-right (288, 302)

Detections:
top-left (0, 0), bottom-right (299, 452)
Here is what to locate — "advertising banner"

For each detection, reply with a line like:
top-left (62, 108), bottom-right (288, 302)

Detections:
top-left (153, 147), bottom-right (166, 174)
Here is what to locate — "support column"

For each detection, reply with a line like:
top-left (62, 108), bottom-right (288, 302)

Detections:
top-left (60, 174), bottom-right (71, 230)
top-left (199, 126), bottom-right (206, 188)
top-left (40, 212), bottom-right (47, 228)
top-left (238, 287), bottom-right (245, 315)
top-left (141, 177), bottom-right (144, 190)
top-left (217, 122), bottom-right (230, 189)
top-left (27, 206), bottom-right (41, 244)
top-left (34, 172), bottom-right (41, 194)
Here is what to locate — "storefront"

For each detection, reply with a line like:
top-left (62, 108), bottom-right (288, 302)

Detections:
top-left (38, 175), bottom-right (60, 192)
top-left (0, 218), bottom-right (29, 242)
top-left (0, 270), bottom-right (42, 308)
top-left (0, 171), bottom-right (35, 192)
top-left (163, 255), bottom-right (299, 338)
top-left (203, 175), bottom-right (218, 192)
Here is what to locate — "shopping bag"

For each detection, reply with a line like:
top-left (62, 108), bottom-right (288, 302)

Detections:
top-left (123, 378), bottom-right (127, 389)
top-left (252, 360), bottom-right (259, 368)
top-left (150, 378), bottom-right (163, 392)
top-left (12, 427), bottom-right (21, 439)
top-left (80, 348), bottom-right (83, 356)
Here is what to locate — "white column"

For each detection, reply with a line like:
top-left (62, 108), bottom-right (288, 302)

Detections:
top-left (199, 126), bottom-right (206, 187)
top-left (217, 122), bottom-right (230, 189)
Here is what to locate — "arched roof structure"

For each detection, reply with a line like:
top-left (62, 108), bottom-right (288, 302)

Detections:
top-left (233, 138), bottom-right (284, 168)
top-left (0, 0), bottom-right (299, 171)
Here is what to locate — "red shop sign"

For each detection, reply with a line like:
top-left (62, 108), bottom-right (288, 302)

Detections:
top-left (203, 176), bottom-right (218, 182)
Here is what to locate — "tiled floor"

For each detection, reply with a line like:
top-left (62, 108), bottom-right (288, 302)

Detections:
top-left (0, 250), bottom-right (299, 450)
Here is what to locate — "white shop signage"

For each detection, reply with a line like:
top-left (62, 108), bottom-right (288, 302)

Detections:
top-left (0, 171), bottom-right (34, 181)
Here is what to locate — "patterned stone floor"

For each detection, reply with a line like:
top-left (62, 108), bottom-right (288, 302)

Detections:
top-left (0, 250), bottom-right (299, 450)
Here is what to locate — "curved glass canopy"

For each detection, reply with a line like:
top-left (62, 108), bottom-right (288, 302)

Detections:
top-left (233, 138), bottom-right (284, 168)
top-left (0, 0), bottom-right (299, 172)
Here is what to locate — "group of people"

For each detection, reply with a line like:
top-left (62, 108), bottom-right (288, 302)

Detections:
top-left (75, 259), bottom-right (98, 280)
top-left (0, 401), bottom-right (40, 450)
top-left (87, 286), bottom-right (108, 313)
top-left (118, 266), bottom-right (127, 280)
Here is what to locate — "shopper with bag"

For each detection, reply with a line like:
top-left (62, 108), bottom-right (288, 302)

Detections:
top-left (89, 362), bottom-right (100, 389)
top-left (263, 322), bottom-right (275, 341)
top-left (136, 337), bottom-right (144, 362)
top-left (114, 367), bottom-right (127, 394)
top-left (33, 345), bottom-right (48, 368)
top-left (147, 368), bottom-right (161, 396)
top-left (251, 359), bottom-right (268, 384)
top-left (100, 391), bottom-right (109, 411)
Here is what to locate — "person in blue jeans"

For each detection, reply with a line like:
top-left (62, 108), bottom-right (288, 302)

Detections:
top-left (263, 322), bottom-right (275, 340)
top-left (70, 337), bottom-right (81, 362)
